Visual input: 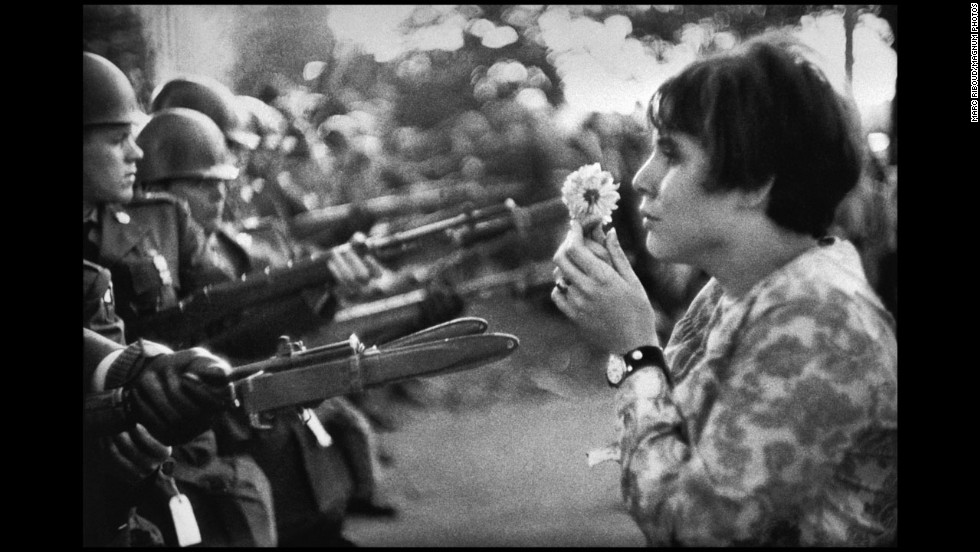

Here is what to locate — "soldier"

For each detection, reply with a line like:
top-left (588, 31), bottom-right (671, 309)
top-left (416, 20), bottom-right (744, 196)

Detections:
top-left (82, 260), bottom-right (264, 547)
top-left (135, 104), bottom-right (397, 545)
top-left (83, 51), bottom-right (277, 547)
top-left (149, 75), bottom-right (275, 224)
top-left (83, 326), bottom-right (238, 546)
top-left (83, 54), bottom-right (228, 329)
top-left (83, 259), bottom-right (125, 345)
top-left (237, 94), bottom-right (312, 223)
top-left (135, 107), bottom-right (381, 354)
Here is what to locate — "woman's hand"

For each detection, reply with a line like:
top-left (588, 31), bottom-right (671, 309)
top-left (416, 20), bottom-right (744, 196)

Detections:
top-left (552, 221), bottom-right (660, 354)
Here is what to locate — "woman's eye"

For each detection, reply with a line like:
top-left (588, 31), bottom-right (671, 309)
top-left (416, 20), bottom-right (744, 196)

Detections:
top-left (656, 145), bottom-right (678, 163)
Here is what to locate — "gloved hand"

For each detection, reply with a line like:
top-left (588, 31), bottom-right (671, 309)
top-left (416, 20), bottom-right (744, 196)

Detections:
top-left (326, 237), bottom-right (384, 297)
top-left (416, 277), bottom-right (465, 328)
top-left (127, 347), bottom-right (234, 445)
top-left (104, 423), bottom-right (173, 487)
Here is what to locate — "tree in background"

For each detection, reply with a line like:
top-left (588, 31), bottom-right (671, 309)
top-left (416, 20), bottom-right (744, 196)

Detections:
top-left (82, 5), bottom-right (156, 109)
top-left (229, 5), bottom-right (336, 101)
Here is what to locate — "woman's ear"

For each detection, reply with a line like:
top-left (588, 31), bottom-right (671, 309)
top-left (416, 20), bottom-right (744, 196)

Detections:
top-left (735, 176), bottom-right (774, 211)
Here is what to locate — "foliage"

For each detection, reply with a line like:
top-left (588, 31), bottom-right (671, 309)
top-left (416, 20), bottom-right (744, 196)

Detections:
top-left (82, 5), bottom-right (156, 108)
top-left (228, 5), bottom-right (336, 99)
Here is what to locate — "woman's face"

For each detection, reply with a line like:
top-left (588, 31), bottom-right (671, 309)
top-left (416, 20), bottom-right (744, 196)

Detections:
top-left (632, 130), bottom-right (736, 266)
top-left (168, 179), bottom-right (227, 232)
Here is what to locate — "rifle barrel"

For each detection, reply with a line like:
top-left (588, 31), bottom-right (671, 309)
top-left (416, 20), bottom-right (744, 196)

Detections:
top-left (331, 259), bottom-right (556, 327)
top-left (230, 336), bottom-right (355, 379)
top-left (291, 180), bottom-right (527, 240)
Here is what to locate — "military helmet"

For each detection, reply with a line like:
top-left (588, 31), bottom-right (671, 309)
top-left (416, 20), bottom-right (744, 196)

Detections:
top-left (150, 76), bottom-right (260, 151)
top-left (237, 95), bottom-right (287, 149)
top-left (136, 108), bottom-right (240, 184)
top-left (83, 52), bottom-right (144, 127)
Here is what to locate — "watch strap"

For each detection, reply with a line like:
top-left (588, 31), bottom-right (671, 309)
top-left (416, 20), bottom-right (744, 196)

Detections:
top-left (622, 345), bottom-right (670, 387)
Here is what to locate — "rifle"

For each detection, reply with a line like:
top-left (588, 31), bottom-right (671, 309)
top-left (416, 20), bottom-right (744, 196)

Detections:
top-left (86, 317), bottom-right (519, 437)
top-left (130, 197), bottom-right (566, 348)
top-left (290, 179), bottom-right (528, 244)
top-left (316, 259), bottom-right (558, 345)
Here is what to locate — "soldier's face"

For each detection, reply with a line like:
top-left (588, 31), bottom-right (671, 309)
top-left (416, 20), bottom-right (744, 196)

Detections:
top-left (228, 141), bottom-right (251, 170)
top-left (169, 178), bottom-right (227, 232)
top-left (83, 124), bottom-right (143, 205)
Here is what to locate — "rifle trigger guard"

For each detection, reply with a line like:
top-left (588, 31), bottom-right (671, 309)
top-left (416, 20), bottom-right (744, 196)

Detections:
top-left (227, 382), bottom-right (241, 409)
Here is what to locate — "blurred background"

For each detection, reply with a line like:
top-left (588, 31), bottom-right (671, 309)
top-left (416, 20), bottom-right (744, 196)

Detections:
top-left (83, 5), bottom-right (898, 546)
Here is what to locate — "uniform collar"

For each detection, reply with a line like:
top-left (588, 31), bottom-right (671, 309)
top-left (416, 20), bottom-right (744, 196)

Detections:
top-left (97, 203), bottom-right (145, 259)
top-left (102, 203), bottom-right (133, 225)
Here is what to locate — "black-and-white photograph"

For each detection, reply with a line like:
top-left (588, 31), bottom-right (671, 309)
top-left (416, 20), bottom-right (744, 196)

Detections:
top-left (83, 5), bottom-right (898, 547)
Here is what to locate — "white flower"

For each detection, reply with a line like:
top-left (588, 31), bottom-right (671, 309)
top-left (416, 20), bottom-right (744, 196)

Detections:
top-left (561, 163), bottom-right (620, 229)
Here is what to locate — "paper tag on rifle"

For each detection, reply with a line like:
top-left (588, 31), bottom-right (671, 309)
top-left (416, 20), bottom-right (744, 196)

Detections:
top-left (168, 494), bottom-right (202, 547)
top-left (586, 444), bottom-right (621, 467)
top-left (303, 408), bottom-right (333, 448)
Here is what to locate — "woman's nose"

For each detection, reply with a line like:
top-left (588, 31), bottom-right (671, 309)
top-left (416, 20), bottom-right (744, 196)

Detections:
top-left (632, 156), bottom-right (661, 199)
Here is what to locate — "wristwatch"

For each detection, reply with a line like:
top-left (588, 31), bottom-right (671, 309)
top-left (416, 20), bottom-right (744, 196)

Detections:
top-left (606, 345), bottom-right (668, 388)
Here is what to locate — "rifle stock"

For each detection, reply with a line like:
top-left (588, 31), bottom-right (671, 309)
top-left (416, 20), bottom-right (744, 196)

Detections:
top-left (132, 196), bottom-right (566, 347)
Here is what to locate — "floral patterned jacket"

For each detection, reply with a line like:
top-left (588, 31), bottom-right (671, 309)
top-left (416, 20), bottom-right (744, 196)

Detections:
top-left (615, 238), bottom-right (897, 546)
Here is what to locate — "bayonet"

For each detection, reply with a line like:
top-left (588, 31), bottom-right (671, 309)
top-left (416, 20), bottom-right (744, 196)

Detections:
top-left (227, 317), bottom-right (519, 425)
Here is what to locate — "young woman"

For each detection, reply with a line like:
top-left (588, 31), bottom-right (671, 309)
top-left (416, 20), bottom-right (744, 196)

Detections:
top-left (552, 34), bottom-right (897, 546)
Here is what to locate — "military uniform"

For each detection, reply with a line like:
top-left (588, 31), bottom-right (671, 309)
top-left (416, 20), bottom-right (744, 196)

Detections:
top-left (199, 219), bottom-right (331, 360)
top-left (83, 191), bottom-right (229, 333)
top-left (83, 329), bottom-right (167, 546)
top-left (197, 219), bottom-right (384, 546)
top-left (230, 216), bottom-right (304, 268)
top-left (83, 193), bottom-right (278, 547)
top-left (83, 259), bottom-right (126, 346)
top-left (207, 217), bottom-right (303, 279)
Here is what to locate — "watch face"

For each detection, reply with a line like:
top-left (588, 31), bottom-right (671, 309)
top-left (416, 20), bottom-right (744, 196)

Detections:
top-left (606, 355), bottom-right (626, 385)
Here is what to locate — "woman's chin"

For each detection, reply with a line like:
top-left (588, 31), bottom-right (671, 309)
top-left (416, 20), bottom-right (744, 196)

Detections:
top-left (645, 236), bottom-right (667, 259)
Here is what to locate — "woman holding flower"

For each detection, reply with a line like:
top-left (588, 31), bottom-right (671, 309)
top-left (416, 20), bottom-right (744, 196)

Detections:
top-left (551, 34), bottom-right (897, 546)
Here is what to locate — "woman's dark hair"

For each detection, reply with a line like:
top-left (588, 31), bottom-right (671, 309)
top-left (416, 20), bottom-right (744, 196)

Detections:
top-left (648, 33), bottom-right (864, 238)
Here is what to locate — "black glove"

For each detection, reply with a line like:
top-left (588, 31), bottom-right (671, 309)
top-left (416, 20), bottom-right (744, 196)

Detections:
top-left (126, 347), bottom-right (233, 445)
top-left (416, 278), bottom-right (465, 328)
